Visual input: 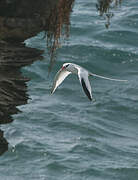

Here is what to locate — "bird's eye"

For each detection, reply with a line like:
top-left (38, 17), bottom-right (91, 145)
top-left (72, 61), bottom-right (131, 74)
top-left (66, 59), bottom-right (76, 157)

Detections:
top-left (65, 64), bottom-right (69, 68)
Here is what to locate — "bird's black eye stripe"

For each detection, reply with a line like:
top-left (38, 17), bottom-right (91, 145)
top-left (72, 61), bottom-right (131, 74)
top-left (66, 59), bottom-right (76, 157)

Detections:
top-left (65, 64), bottom-right (69, 68)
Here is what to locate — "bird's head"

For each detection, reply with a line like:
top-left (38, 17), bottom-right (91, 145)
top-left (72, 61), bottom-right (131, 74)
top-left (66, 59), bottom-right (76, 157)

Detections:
top-left (62, 63), bottom-right (71, 71)
top-left (62, 63), bottom-right (77, 74)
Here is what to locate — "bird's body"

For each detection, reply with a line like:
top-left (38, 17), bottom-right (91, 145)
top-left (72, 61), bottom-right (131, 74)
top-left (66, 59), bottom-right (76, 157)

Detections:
top-left (51, 63), bottom-right (127, 101)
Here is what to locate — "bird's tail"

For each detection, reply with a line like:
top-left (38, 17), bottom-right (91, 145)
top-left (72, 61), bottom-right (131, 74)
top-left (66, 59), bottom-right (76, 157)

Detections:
top-left (89, 73), bottom-right (128, 82)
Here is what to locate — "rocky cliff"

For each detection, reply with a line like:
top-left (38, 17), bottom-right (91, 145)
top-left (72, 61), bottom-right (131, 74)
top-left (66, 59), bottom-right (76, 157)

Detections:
top-left (0, 0), bottom-right (74, 155)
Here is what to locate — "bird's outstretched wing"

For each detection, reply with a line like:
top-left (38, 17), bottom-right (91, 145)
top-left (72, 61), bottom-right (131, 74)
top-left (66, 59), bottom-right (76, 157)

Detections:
top-left (77, 69), bottom-right (92, 101)
top-left (51, 68), bottom-right (71, 94)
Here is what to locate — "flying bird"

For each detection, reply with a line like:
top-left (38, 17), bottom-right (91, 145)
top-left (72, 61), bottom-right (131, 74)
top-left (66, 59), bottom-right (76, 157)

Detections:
top-left (51, 63), bottom-right (127, 101)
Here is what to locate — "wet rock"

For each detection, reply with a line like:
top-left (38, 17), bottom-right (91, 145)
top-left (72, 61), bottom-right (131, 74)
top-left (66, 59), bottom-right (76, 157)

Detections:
top-left (0, 41), bottom-right (44, 66)
top-left (0, 130), bottom-right (8, 156)
top-left (0, 41), bottom-right (44, 155)
top-left (0, 0), bottom-right (59, 42)
top-left (0, 0), bottom-right (74, 156)
top-left (0, 41), bottom-right (43, 124)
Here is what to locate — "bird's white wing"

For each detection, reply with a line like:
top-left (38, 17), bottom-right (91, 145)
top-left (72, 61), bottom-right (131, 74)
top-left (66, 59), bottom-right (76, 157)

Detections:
top-left (77, 68), bottom-right (92, 101)
top-left (51, 68), bottom-right (71, 94)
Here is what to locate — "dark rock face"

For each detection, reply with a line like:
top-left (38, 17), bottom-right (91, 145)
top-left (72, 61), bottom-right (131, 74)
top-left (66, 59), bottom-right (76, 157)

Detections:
top-left (0, 17), bottom-right (44, 42)
top-left (0, 0), bottom-right (75, 156)
top-left (0, 0), bottom-right (57, 18)
top-left (0, 41), bottom-right (43, 67)
top-left (0, 41), bottom-right (44, 155)
top-left (0, 41), bottom-right (44, 125)
top-left (0, 0), bottom-right (58, 42)
top-left (0, 130), bottom-right (8, 156)
top-left (0, 0), bottom-right (60, 156)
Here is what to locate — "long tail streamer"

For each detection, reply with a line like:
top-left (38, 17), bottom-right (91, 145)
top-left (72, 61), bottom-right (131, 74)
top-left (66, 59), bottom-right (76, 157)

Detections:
top-left (90, 73), bottom-right (128, 82)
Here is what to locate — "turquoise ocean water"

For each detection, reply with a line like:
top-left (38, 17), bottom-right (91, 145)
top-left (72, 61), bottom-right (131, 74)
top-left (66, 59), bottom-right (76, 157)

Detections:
top-left (1, 0), bottom-right (138, 179)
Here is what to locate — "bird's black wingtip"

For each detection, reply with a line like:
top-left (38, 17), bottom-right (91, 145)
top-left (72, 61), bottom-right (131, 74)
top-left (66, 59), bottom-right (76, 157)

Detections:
top-left (81, 78), bottom-right (92, 101)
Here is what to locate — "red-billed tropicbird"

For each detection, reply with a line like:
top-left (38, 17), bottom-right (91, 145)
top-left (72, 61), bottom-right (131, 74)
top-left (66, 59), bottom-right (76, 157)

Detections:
top-left (51, 63), bottom-right (127, 101)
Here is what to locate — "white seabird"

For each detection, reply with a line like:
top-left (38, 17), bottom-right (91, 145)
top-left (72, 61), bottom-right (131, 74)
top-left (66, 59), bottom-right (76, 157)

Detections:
top-left (51, 63), bottom-right (127, 101)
